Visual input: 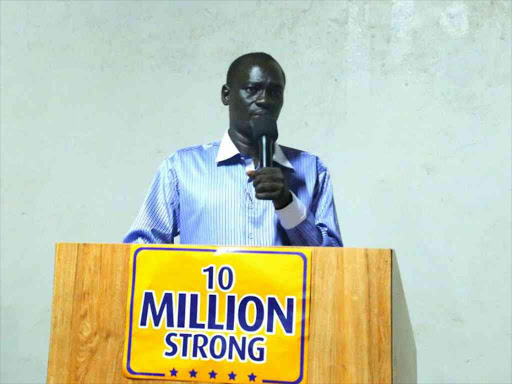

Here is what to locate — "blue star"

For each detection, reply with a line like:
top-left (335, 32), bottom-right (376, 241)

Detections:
top-left (170, 368), bottom-right (178, 377)
top-left (209, 369), bottom-right (217, 378)
top-left (189, 369), bottom-right (198, 378)
top-left (248, 373), bottom-right (257, 381)
top-left (228, 371), bottom-right (237, 380)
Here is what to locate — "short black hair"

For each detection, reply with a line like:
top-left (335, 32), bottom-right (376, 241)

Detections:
top-left (226, 52), bottom-right (286, 86)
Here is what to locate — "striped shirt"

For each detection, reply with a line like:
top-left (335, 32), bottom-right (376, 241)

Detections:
top-left (123, 132), bottom-right (342, 246)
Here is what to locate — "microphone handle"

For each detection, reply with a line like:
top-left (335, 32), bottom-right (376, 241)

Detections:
top-left (259, 135), bottom-right (274, 168)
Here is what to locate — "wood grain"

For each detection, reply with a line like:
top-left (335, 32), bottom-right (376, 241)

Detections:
top-left (308, 248), bottom-right (391, 384)
top-left (48, 244), bottom-right (391, 384)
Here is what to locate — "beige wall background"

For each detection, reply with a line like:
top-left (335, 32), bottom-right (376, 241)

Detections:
top-left (1, 1), bottom-right (510, 383)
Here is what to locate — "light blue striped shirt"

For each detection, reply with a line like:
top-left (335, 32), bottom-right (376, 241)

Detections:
top-left (124, 133), bottom-right (342, 246)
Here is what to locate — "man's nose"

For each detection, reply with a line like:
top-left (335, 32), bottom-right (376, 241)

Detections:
top-left (255, 89), bottom-right (272, 109)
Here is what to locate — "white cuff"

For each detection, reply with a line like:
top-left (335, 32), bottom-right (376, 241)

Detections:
top-left (275, 192), bottom-right (307, 230)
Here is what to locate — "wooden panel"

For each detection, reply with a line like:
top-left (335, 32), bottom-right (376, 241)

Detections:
top-left (48, 244), bottom-right (391, 384)
top-left (308, 248), bottom-right (392, 384)
top-left (48, 244), bottom-right (165, 384)
top-left (47, 243), bottom-right (79, 383)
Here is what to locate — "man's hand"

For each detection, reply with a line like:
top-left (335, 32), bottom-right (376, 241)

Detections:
top-left (246, 168), bottom-right (293, 210)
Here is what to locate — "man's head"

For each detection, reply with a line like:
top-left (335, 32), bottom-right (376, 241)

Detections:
top-left (221, 53), bottom-right (286, 141)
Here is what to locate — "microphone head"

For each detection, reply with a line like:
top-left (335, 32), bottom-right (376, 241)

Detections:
top-left (250, 116), bottom-right (278, 142)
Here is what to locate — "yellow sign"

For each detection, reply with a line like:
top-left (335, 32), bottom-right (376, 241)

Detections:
top-left (123, 244), bottom-right (311, 384)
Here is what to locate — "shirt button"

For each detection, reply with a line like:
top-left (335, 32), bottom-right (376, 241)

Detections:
top-left (248, 233), bottom-right (253, 239)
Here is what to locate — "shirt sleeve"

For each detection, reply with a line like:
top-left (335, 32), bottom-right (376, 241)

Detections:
top-left (275, 192), bottom-right (307, 229)
top-left (282, 159), bottom-right (343, 247)
top-left (123, 157), bottom-right (180, 244)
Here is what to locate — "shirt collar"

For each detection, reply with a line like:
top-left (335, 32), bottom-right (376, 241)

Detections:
top-left (215, 130), bottom-right (294, 170)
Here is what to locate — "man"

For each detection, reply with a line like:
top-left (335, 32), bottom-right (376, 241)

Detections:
top-left (124, 52), bottom-right (342, 246)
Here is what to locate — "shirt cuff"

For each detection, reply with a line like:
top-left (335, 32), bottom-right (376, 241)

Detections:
top-left (275, 192), bottom-right (307, 230)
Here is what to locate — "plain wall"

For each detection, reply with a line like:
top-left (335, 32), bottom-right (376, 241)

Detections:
top-left (1, 1), bottom-right (510, 383)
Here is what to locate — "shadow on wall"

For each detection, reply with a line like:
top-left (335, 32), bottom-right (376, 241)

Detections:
top-left (392, 252), bottom-right (418, 383)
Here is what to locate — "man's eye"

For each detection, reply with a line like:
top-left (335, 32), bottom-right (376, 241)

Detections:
top-left (246, 87), bottom-right (258, 94)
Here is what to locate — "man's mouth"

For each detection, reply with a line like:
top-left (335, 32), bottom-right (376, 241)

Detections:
top-left (251, 112), bottom-right (272, 119)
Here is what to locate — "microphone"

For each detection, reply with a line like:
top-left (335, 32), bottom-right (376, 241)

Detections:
top-left (250, 116), bottom-right (278, 168)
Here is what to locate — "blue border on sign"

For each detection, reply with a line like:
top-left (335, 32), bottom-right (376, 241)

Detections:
top-left (125, 247), bottom-right (309, 384)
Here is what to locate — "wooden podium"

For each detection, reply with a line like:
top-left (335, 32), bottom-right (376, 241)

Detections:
top-left (47, 243), bottom-right (398, 384)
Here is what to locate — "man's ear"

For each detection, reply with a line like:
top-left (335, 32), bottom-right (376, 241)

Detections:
top-left (221, 85), bottom-right (230, 106)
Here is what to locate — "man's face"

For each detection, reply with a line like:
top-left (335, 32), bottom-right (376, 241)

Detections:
top-left (224, 60), bottom-right (285, 139)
